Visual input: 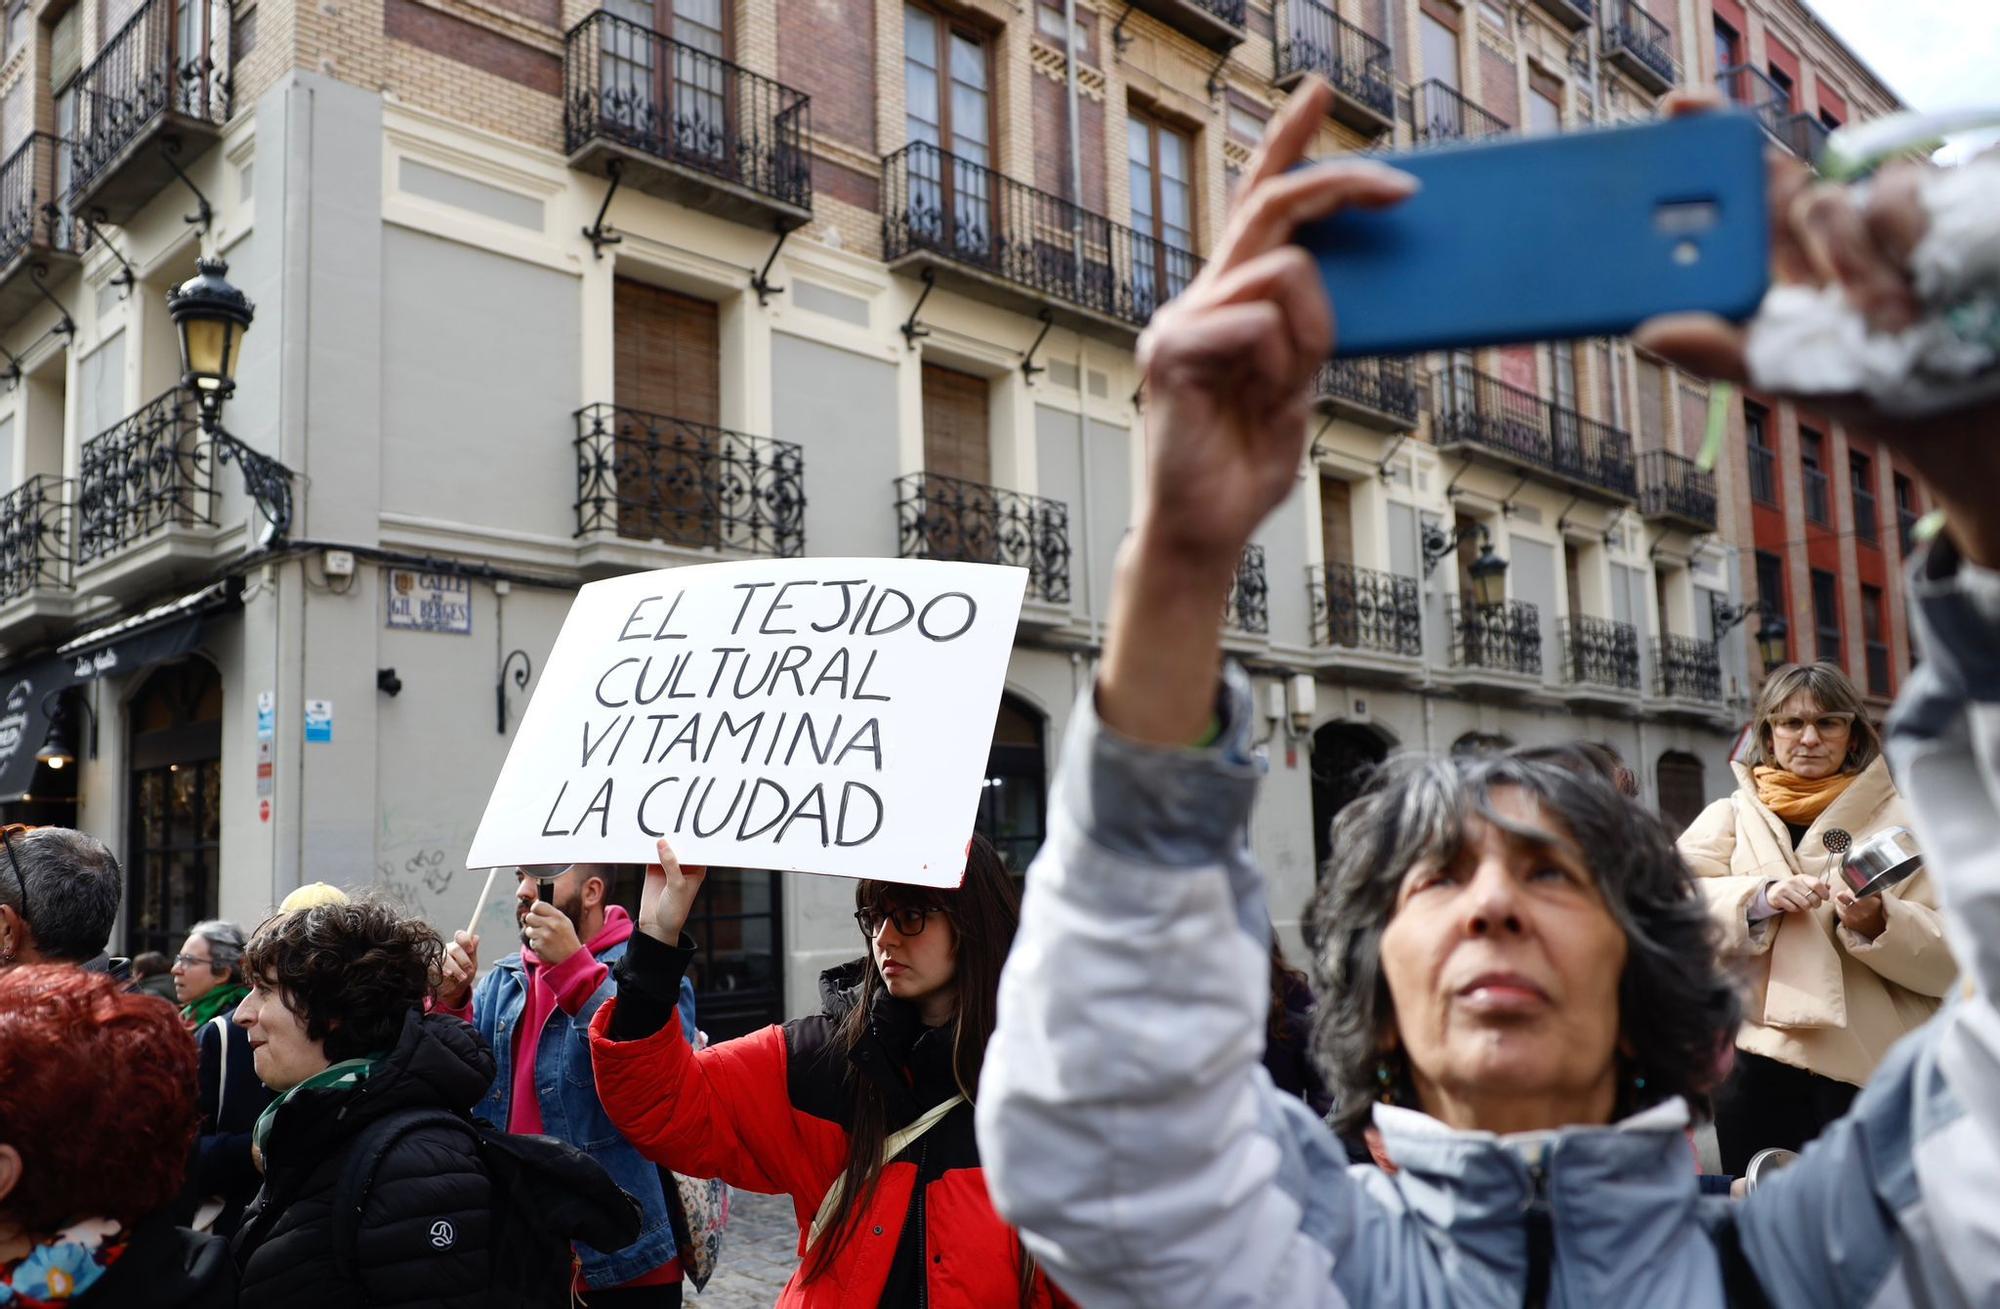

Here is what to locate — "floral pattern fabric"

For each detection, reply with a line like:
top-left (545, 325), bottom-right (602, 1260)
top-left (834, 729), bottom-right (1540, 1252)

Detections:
top-left (0, 1219), bottom-right (125, 1305)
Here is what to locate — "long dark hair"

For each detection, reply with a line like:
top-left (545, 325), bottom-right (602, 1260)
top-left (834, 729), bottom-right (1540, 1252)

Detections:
top-left (803, 834), bottom-right (1021, 1285)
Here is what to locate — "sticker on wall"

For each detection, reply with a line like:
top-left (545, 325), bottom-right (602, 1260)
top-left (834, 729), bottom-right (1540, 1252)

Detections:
top-left (305, 699), bottom-right (333, 743)
top-left (260, 798), bottom-right (272, 823)
top-left (257, 740), bottom-right (274, 797)
top-left (257, 690), bottom-right (275, 740)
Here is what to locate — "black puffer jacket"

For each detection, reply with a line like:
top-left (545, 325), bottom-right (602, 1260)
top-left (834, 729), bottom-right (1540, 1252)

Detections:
top-left (231, 1011), bottom-right (497, 1309)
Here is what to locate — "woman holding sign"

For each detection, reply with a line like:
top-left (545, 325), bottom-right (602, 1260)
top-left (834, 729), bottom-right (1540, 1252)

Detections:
top-left (586, 835), bottom-right (1070, 1307)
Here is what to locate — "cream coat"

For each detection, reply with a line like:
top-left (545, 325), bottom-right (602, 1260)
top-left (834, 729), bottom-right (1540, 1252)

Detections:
top-left (1678, 756), bottom-right (1956, 1086)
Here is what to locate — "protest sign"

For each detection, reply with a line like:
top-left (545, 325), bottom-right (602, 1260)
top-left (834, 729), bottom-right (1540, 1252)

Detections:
top-left (466, 557), bottom-right (1027, 888)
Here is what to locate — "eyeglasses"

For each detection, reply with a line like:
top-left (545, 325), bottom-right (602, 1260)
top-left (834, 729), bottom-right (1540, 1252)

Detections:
top-left (174, 952), bottom-right (216, 970)
top-left (1771, 713), bottom-right (1856, 737)
top-left (1, 826), bottom-right (28, 934)
top-left (853, 906), bottom-right (942, 939)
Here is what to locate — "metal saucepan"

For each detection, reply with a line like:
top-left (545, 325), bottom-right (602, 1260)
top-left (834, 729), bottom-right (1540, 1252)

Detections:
top-left (1834, 826), bottom-right (1924, 899)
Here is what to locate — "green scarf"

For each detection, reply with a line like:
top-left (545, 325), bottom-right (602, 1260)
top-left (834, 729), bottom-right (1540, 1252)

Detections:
top-left (181, 981), bottom-right (249, 1029)
top-left (252, 1055), bottom-right (384, 1159)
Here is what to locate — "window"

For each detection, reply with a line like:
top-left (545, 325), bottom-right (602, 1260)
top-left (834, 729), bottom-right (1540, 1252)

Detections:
top-left (599, 0), bottom-right (728, 158)
top-left (979, 695), bottom-right (1048, 874)
top-left (611, 278), bottom-right (721, 546)
top-left (1746, 401), bottom-right (1775, 505)
top-left (1419, 2), bottom-right (1460, 88)
top-left (1819, 108), bottom-right (1840, 131)
top-left (1713, 17), bottom-right (1739, 79)
top-left (1850, 451), bottom-right (1877, 545)
top-left (1894, 472), bottom-right (1918, 555)
top-left (921, 361), bottom-right (991, 484)
top-left (905, 3), bottom-right (992, 255)
top-left (1810, 568), bottom-right (1839, 663)
top-left (1768, 64), bottom-right (1795, 111)
top-left (1128, 110), bottom-right (1195, 316)
top-left (126, 661), bottom-right (224, 958)
top-left (1800, 426), bottom-right (1828, 525)
top-left (1527, 69), bottom-right (1562, 135)
top-left (1755, 550), bottom-right (1788, 660)
top-left (1547, 342), bottom-right (1578, 412)
top-left (1861, 583), bottom-right (1889, 694)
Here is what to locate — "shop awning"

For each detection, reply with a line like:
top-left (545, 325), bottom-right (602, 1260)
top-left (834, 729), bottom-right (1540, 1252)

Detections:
top-left (0, 582), bottom-right (239, 802)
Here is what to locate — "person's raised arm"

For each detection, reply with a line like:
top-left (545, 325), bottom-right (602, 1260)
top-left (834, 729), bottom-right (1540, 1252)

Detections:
top-left (978, 77), bottom-right (1416, 1309)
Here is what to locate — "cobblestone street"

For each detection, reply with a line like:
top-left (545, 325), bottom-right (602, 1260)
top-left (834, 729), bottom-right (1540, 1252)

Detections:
top-left (696, 1188), bottom-right (801, 1307)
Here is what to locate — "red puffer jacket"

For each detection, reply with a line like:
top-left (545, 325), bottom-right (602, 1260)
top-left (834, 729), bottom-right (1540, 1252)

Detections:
top-left (589, 948), bottom-right (1069, 1308)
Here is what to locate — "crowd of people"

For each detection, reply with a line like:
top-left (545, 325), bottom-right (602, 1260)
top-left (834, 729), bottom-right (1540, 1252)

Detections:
top-left (0, 73), bottom-right (1996, 1307)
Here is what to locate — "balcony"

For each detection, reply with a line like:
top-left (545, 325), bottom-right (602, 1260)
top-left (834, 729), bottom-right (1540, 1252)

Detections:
top-left (894, 471), bottom-right (1070, 614)
top-left (1314, 357), bottom-right (1418, 431)
top-left (1651, 634), bottom-right (1724, 713)
top-left (1411, 80), bottom-right (1510, 146)
top-left (68, 0), bottom-right (230, 223)
top-left (1118, 0), bottom-right (1245, 52)
top-left (1638, 450), bottom-right (1717, 533)
top-left (1447, 595), bottom-right (1542, 689)
top-left (564, 12), bottom-right (813, 231)
top-left (1307, 562), bottom-right (1422, 676)
top-left (0, 136), bottom-right (80, 325)
top-left (1786, 113), bottom-right (1831, 167)
top-left (1717, 65), bottom-right (1790, 144)
top-left (1275, 0), bottom-right (1395, 136)
top-left (1803, 465), bottom-right (1829, 525)
top-left (1600, 0), bottom-right (1676, 94)
top-left (573, 403), bottom-right (804, 574)
top-left (1560, 615), bottom-right (1639, 706)
top-left (883, 142), bottom-right (1200, 338)
top-left (0, 475), bottom-right (76, 641)
top-left (1748, 441), bottom-right (1777, 505)
top-left (1225, 545), bottom-right (1269, 636)
top-left (74, 386), bottom-right (229, 598)
top-left (1432, 364), bottom-right (1637, 503)
top-left (1524, 0), bottom-right (1591, 31)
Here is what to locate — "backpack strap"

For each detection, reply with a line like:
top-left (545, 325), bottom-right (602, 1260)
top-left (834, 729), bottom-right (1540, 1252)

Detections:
top-left (331, 1107), bottom-right (478, 1300)
top-left (806, 1094), bottom-right (963, 1251)
top-left (207, 1016), bottom-right (232, 1125)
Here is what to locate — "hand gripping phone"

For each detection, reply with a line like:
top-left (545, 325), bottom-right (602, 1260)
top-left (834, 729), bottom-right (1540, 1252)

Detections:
top-left (1297, 111), bottom-right (1771, 358)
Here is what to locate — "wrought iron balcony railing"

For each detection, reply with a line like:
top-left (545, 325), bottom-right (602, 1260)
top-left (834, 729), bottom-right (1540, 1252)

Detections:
top-left (1449, 595), bottom-right (1542, 675)
top-left (883, 142), bottom-right (1199, 328)
top-left (895, 471), bottom-right (1070, 604)
top-left (1600, 0), bottom-right (1676, 89)
top-left (1315, 356), bottom-right (1419, 426)
top-left (1717, 64), bottom-right (1789, 141)
top-left (1411, 80), bottom-right (1511, 145)
top-left (1803, 465), bottom-right (1830, 524)
top-left (1637, 450), bottom-right (1717, 530)
top-left (0, 475), bottom-right (73, 603)
top-left (68, 0), bottom-right (230, 206)
top-left (1786, 113), bottom-right (1830, 166)
top-left (1432, 364), bottom-right (1637, 499)
top-left (1277, 0), bottom-right (1395, 126)
top-left (1749, 440), bottom-right (1777, 504)
top-left (1524, 0), bottom-right (1591, 30)
top-left (1226, 544), bottom-right (1269, 634)
top-left (0, 135), bottom-right (78, 269)
top-left (1652, 634), bottom-right (1722, 702)
top-left (1560, 615), bottom-right (1639, 691)
top-left (76, 386), bottom-right (214, 566)
top-left (564, 11), bottom-right (813, 214)
top-left (574, 404), bottom-right (805, 558)
top-left (1308, 562), bottom-right (1421, 656)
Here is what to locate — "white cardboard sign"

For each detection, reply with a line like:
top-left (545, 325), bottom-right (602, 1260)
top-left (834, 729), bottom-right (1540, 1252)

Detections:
top-left (466, 558), bottom-right (1027, 888)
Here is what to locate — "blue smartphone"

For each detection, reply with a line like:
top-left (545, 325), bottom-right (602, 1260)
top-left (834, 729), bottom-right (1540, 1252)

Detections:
top-left (1297, 111), bottom-right (1770, 358)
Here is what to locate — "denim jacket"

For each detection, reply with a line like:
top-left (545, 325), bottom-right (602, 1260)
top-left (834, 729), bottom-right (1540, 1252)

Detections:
top-left (468, 936), bottom-right (698, 1287)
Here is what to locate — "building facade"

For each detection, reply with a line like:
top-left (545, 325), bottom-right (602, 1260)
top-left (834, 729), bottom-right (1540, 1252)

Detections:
top-left (0, 0), bottom-right (1917, 1029)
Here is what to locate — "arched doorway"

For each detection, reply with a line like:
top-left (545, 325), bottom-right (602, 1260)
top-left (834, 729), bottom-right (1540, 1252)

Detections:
top-left (126, 659), bottom-right (223, 957)
top-left (1311, 722), bottom-right (1393, 875)
top-left (1657, 750), bottom-right (1707, 832)
top-left (979, 693), bottom-right (1048, 875)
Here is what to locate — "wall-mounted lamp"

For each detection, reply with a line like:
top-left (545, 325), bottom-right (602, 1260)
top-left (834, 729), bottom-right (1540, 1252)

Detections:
top-left (1712, 596), bottom-right (1791, 672)
top-left (376, 668), bottom-right (403, 697)
top-left (36, 691), bottom-right (98, 769)
top-left (1422, 521), bottom-right (1509, 606)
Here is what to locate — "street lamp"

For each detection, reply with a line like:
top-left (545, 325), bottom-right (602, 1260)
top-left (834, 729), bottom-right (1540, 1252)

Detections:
top-left (1713, 596), bottom-right (1792, 673)
top-left (35, 692), bottom-right (97, 770)
top-left (166, 257), bottom-right (254, 421)
top-left (163, 257), bottom-right (294, 543)
top-left (1467, 538), bottom-right (1508, 608)
top-left (1755, 613), bottom-right (1790, 672)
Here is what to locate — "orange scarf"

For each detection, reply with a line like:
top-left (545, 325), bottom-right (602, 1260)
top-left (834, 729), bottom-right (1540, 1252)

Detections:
top-left (1752, 766), bottom-right (1857, 825)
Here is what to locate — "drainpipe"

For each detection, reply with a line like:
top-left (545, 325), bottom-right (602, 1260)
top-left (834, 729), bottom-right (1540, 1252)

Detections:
top-left (1065, 0), bottom-right (1099, 650)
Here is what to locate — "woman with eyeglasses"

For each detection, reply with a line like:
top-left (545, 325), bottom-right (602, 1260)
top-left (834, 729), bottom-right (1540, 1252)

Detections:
top-left (169, 920), bottom-right (275, 1238)
top-left (1678, 660), bottom-right (1956, 1173)
top-left (586, 835), bottom-right (1072, 1307)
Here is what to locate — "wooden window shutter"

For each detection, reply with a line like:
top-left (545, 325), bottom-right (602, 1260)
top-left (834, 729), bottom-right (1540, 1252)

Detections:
top-left (611, 278), bottom-right (722, 546)
top-left (921, 363), bottom-right (991, 485)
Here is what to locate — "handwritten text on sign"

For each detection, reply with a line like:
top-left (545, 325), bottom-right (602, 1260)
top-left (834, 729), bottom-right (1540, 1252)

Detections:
top-left (466, 558), bottom-right (1027, 888)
